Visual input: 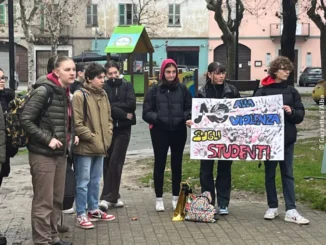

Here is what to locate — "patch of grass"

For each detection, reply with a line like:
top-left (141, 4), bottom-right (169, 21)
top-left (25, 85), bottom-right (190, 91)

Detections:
top-left (136, 96), bottom-right (144, 103)
top-left (140, 137), bottom-right (326, 210)
top-left (15, 90), bottom-right (27, 96)
top-left (300, 93), bottom-right (313, 97)
top-left (17, 149), bottom-right (28, 155)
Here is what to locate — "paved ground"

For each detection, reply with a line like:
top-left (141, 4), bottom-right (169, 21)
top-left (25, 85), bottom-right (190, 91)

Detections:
top-left (2, 83), bottom-right (322, 245)
top-left (1, 152), bottom-right (326, 245)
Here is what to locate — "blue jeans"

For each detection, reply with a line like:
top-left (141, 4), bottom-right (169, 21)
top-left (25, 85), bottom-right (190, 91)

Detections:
top-left (264, 144), bottom-right (296, 211)
top-left (75, 155), bottom-right (104, 216)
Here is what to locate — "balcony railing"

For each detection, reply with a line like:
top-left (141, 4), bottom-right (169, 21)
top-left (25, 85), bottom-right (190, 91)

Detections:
top-left (270, 23), bottom-right (310, 38)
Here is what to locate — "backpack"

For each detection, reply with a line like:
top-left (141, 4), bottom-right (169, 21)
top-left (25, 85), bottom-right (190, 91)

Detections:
top-left (5, 84), bottom-right (54, 148)
top-left (184, 191), bottom-right (217, 223)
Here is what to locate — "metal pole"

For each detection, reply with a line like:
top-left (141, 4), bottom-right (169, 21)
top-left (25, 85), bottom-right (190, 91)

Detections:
top-left (144, 71), bottom-right (149, 97)
top-left (8, 0), bottom-right (15, 90)
top-left (235, 0), bottom-right (239, 80)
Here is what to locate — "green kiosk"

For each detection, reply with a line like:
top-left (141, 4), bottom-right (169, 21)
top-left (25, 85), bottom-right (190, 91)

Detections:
top-left (104, 25), bottom-right (155, 95)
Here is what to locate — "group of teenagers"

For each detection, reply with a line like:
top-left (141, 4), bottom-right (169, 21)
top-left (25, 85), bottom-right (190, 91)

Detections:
top-left (0, 55), bottom-right (309, 245)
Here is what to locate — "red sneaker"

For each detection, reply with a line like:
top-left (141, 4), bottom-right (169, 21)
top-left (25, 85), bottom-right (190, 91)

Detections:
top-left (88, 209), bottom-right (115, 222)
top-left (76, 215), bottom-right (94, 229)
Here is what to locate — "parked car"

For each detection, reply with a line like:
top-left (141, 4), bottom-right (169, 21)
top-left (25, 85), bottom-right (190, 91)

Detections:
top-left (144, 66), bottom-right (160, 76)
top-left (298, 67), bottom-right (322, 87)
top-left (177, 65), bottom-right (190, 72)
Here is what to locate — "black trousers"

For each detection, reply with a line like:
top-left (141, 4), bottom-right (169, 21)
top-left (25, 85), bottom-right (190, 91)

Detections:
top-left (264, 144), bottom-right (296, 211)
top-left (101, 126), bottom-right (131, 203)
top-left (0, 157), bottom-right (10, 187)
top-left (200, 160), bottom-right (233, 207)
top-left (150, 125), bottom-right (187, 197)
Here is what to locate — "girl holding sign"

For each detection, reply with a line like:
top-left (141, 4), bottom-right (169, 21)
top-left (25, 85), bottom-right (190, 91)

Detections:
top-left (187, 62), bottom-right (240, 215)
top-left (254, 56), bottom-right (309, 225)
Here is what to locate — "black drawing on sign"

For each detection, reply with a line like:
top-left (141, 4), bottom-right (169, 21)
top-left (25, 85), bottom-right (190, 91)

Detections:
top-left (194, 103), bottom-right (229, 124)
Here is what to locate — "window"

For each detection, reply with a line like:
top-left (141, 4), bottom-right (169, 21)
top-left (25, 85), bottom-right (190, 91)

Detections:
top-left (168, 4), bottom-right (180, 26)
top-left (0, 4), bottom-right (5, 25)
top-left (308, 68), bottom-right (321, 75)
top-left (0, 4), bottom-right (18, 25)
top-left (119, 4), bottom-right (138, 25)
top-left (86, 4), bottom-right (98, 26)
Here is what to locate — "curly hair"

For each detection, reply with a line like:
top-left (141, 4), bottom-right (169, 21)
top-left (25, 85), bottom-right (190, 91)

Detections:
top-left (268, 56), bottom-right (294, 79)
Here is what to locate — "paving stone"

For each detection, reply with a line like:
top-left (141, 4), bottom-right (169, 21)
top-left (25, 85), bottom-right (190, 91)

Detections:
top-left (0, 158), bottom-right (326, 245)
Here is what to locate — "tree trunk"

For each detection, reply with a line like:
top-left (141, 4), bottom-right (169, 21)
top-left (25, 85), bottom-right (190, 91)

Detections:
top-left (226, 35), bottom-right (236, 80)
top-left (280, 0), bottom-right (297, 86)
top-left (27, 41), bottom-right (35, 91)
top-left (51, 35), bottom-right (58, 55)
top-left (321, 26), bottom-right (326, 80)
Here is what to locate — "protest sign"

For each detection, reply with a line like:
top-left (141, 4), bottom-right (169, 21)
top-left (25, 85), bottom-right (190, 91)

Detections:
top-left (190, 95), bottom-right (284, 161)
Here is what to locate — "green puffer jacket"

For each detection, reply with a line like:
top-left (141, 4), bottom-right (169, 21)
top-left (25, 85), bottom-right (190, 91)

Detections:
top-left (20, 76), bottom-right (68, 157)
top-left (0, 105), bottom-right (6, 172)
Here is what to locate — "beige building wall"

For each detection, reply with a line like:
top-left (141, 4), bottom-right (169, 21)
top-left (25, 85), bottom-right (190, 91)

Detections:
top-left (208, 0), bottom-right (321, 83)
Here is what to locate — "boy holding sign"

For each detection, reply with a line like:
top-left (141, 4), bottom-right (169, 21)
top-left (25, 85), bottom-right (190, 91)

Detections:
top-left (254, 56), bottom-right (309, 225)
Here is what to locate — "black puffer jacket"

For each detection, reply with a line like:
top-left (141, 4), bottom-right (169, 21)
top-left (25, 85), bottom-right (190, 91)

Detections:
top-left (0, 105), bottom-right (6, 168)
top-left (254, 82), bottom-right (304, 146)
top-left (103, 78), bottom-right (136, 128)
top-left (143, 82), bottom-right (192, 131)
top-left (0, 89), bottom-right (15, 112)
top-left (198, 80), bottom-right (240, 99)
top-left (20, 76), bottom-right (68, 156)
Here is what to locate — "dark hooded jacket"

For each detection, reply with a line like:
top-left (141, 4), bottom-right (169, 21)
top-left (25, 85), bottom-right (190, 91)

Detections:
top-left (103, 77), bottom-right (136, 128)
top-left (142, 59), bottom-right (192, 131)
top-left (254, 76), bottom-right (305, 146)
top-left (198, 79), bottom-right (240, 99)
top-left (0, 105), bottom-right (6, 171)
top-left (20, 75), bottom-right (69, 156)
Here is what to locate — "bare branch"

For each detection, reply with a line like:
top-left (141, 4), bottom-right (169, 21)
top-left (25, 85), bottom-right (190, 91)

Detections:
top-left (321, 0), bottom-right (326, 19)
top-left (27, 0), bottom-right (42, 22)
top-left (307, 0), bottom-right (325, 30)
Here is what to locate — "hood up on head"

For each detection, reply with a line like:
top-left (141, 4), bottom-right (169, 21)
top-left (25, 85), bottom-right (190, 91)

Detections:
top-left (159, 58), bottom-right (178, 81)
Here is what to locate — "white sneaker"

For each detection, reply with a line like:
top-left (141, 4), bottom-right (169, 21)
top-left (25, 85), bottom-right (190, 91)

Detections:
top-left (62, 207), bottom-right (75, 214)
top-left (285, 209), bottom-right (310, 225)
top-left (172, 196), bottom-right (179, 210)
top-left (111, 199), bottom-right (124, 208)
top-left (156, 198), bottom-right (165, 212)
top-left (99, 200), bottom-right (109, 211)
top-left (264, 208), bottom-right (278, 220)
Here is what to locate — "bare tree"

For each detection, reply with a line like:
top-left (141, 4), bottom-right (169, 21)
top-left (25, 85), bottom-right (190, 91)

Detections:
top-left (132, 0), bottom-right (167, 37)
top-left (279, 0), bottom-right (297, 86)
top-left (43, 0), bottom-right (87, 55)
top-left (206, 0), bottom-right (244, 79)
top-left (18, 0), bottom-right (43, 89)
top-left (307, 0), bottom-right (326, 79)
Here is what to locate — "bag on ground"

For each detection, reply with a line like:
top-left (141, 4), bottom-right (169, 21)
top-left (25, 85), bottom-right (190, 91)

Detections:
top-left (185, 191), bottom-right (217, 223)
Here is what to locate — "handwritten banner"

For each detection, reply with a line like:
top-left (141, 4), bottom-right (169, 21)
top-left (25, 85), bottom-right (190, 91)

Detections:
top-left (190, 95), bottom-right (284, 161)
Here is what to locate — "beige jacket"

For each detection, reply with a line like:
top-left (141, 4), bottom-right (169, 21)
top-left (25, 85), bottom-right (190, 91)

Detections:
top-left (72, 83), bottom-right (113, 156)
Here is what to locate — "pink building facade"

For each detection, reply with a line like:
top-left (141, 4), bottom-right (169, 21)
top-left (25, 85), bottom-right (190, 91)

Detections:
top-left (208, 1), bottom-right (321, 85)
